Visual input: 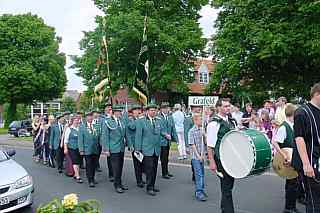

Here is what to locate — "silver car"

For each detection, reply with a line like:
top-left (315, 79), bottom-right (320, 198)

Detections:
top-left (0, 149), bottom-right (33, 212)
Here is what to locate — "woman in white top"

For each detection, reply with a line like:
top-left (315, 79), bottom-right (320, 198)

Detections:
top-left (64, 116), bottom-right (82, 183)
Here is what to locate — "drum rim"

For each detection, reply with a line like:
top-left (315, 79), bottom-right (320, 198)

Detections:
top-left (219, 129), bottom-right (273, 179)
top-left (219, 130), bottom-right (256, 178)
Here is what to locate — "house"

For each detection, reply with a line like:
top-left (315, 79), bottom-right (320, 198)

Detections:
top-left (30, 90), bottom-right (81, 119)
top-left (188, 57), bottom-right (215, 95)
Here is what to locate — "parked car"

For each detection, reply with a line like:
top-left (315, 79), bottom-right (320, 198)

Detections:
top-left (0, 149), bottom-right (33, 212)
top-left (8, 120), bottom-right (32, 137)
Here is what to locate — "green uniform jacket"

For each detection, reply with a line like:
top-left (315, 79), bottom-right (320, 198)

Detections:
top-left (158, 113), bottom-right (178, 147)
top-left (101, 117), bottom-right (126, 153)
top-left (67, 128), bottom-right (79, 150)
top-left (78, 123), bottom-right (100, 155)
top-left (126, 117), bottom-right (140, 149)
top-left (49, 123), bottom-right (63, 150)
top-left (184, 115), bottom-right (194, 147)
top-left (278, 121), bottom-right (294, 149)
top-left (134, 117), bottom-right (164, 157)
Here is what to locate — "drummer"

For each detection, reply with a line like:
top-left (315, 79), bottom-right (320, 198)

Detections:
top-left (272, 103), bottom-right (302, 213)
top-left (207, 98), bottom-right (237, 213)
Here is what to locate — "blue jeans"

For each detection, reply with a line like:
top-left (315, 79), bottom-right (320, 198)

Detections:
top-left (191, 159), bottom-right (205, 195)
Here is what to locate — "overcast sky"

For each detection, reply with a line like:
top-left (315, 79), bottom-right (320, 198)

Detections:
top-left (0, 0), bottom-right (218, 91)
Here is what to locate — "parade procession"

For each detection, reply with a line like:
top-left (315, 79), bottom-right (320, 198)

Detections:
top-left (1, 0), bottom-right (320, 213)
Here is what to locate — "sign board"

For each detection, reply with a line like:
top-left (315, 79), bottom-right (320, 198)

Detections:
top-left (188, 96), bottom-right (219, 106)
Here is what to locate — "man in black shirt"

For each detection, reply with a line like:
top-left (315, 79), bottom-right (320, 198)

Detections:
top-left (293, 83), bottom-right (320, 213)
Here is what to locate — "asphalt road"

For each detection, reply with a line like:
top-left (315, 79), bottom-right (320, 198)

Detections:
top-left (7, 147), bottom-right (305, 213)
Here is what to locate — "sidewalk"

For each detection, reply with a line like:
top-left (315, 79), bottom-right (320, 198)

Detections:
top-left (0, 134), bottom-right (192, 166)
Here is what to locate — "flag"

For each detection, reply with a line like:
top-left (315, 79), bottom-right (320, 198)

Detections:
top-left (133, 15), bottom-right (149, 105)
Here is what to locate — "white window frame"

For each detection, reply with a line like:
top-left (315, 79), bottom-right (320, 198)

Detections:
top-left (198, 63), bottom-right (209, 84)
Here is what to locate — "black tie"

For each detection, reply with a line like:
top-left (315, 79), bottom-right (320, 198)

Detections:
top-left (117, 120), bottom-right (121, 128)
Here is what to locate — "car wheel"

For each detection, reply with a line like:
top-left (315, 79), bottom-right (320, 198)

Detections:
top-left (14, 133), bottom-right (19, 137)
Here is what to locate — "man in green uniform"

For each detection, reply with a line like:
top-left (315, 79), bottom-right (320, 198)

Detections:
top-left (100, 103), bottom-right (114, 181)
top-left (93, 109), bottom-right (103, 172)
top-left (49, 113), bottom-right (65, 174)
top-left (78, 111), bottom-right (100, 188)
top-left (158, 102), bottom-right (177, 179)
top-left (135, 104), bottom-right (163, 196)
top-left (101, 105), bottom-right (128, 193)
top-left (127, 104), bottom-right (145, 188)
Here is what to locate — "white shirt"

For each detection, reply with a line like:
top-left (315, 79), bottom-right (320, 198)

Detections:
top-left (172, 110), bottom-right (185, 132)
top-left (207, 114), bottom-right (228, 148)
top-left (274, 119), bottom-right (293, 144)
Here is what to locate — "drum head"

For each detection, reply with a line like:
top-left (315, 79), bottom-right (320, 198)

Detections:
top-left (220, 131), bottom-right (255, 178)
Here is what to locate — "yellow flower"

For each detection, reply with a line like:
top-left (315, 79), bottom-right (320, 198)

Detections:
top-left (62, 193), bottom-right (78, 209)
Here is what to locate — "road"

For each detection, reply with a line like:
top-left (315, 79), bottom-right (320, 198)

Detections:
top-left (6, 147), bottom-right (305, 213)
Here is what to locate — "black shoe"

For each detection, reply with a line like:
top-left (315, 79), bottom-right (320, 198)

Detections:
top-left (142, 180), bottom-right (146, 184)
top-left (167, 173), bottom-right (174, 177)
top-left (121, 185), bottom-right (128, 190)
top-left (162, 175), bottom-right (171, 179)
top-left (109, 176), bottom-right (115, 182)
top-left (89, 182), bottom-right (95, 188)
top-left (115, 187), bottom-right (124, 194)
top-left (153, 188), bottom-right (160, 193)
top-left (137, 183), bottom-right (144, 188)
top-left (297, 197), bottom-right (307, 206)
top-left (283, 209), bottom-right (302, 213)
top-left (96, 168), bottom-right (102, 172)
top-left (58, 169), bottom-right (63, 174)
top-left (147, 190), bottom-right (156, 196)
top-left (93, 180), bottom-right (98, 185)
top-left (76, 178), bottom-right (83, 184)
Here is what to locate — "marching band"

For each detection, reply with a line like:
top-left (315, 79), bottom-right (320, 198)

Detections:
top-left (30, 83), bottom-right (320, 213)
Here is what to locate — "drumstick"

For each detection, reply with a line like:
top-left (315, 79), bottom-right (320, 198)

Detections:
top-left (216, 171), bottom-right (224, 178)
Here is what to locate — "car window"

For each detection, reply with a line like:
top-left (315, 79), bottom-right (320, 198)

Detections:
top-left (9, 121), bottom-right (21, 128)
top-left (0, 151), bottom-right (8, 162)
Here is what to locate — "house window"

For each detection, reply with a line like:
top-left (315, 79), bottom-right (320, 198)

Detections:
top-left (198, 63), bottom-right (209, 84)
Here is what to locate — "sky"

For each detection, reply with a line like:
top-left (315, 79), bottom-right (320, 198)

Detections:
top-left (0, 0), bottom-right (218, 92)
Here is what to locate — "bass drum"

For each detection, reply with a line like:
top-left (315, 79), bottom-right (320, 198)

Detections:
top-left (219, 129), bottom-right (272, 179)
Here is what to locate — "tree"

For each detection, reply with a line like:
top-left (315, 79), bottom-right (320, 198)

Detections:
top-left (0, 13), bottom-right (67, 126)
top-left (207, 1), bottom-right (320, 103)
top-left (72, 0), bottom-right (208, 101)
top-left (61, 97), bottom-right (77, 113)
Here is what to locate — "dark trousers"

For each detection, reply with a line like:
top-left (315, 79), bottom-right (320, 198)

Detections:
top-left (302, 173), bottom-right (320, 213)
top-left (107, 156), bottom-right (114, 178)
top-left (285, 178), bottom-right (298, 210)
top-left (110, 152), bottom-right (124, 188)
top-left (143, 154), bottom-right (159, 191)
top-left (215, 156), bottom-right (235, 213)
top-left (84, 154), bottom-right (98, 183)
top-left (160, 145), bottom-right (170, 176)
top-left (96, 144), bottom-right (102, 169)
top-left (132, 152), bottom-right (143, 184)
top-left (56, 147), bottom-right (65, 170)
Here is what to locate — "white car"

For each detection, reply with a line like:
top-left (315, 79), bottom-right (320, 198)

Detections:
top-left (0, 149), bottom-right (33, 212)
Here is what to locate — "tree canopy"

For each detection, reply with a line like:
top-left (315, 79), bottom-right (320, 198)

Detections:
top-left (0, 13), bottom-right (67, 124)
top-left (61, 97), bottom-right (77, 113)
top-left (207, 0), bottom-right (320, 102)
top-left (73, 0), bottom-right (208, 100)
